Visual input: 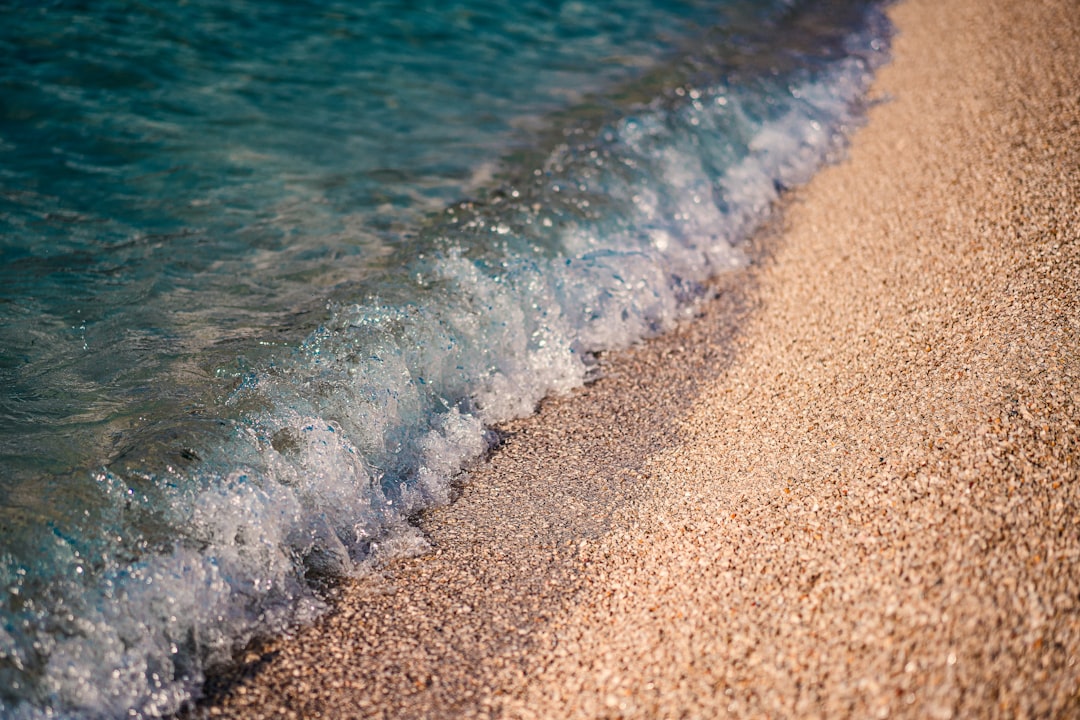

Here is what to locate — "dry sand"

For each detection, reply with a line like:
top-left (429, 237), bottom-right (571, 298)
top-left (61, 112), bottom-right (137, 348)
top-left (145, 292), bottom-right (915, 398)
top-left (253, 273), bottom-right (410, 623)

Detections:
top-left (203, 0), bottom-right (1080, 717)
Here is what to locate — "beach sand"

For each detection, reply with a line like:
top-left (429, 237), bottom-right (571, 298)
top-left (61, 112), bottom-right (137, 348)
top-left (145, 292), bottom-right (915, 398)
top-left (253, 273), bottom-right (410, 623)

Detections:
top-left (204, 0), bottom-right (1080, 717)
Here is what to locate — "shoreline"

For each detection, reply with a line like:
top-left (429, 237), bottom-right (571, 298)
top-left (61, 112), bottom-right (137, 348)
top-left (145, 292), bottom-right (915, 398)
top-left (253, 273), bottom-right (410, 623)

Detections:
top-left (205, 0), bottom-right (1080, 717)
top-left (200, 199), bottom-right (783, 720)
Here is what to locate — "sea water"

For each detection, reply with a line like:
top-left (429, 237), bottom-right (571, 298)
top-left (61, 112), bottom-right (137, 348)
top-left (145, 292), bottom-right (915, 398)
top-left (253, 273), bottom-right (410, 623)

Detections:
top-left (0, 0), bottom-right (891, 716)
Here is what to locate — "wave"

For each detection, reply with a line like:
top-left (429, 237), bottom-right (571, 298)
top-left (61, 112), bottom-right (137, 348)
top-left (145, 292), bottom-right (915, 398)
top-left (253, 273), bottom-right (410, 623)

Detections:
top-left (0, 2), bottom-right (891, 717)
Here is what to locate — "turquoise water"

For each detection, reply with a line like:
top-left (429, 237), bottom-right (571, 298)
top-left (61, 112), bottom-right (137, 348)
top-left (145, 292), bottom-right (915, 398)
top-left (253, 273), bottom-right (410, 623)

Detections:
top-left (0, 0), bottom-right (891, 716)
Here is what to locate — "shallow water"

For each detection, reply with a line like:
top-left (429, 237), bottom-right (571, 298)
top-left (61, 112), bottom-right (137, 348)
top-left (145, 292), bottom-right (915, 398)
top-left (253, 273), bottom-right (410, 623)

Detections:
top-left (0, 0), bottom-right (891, 716)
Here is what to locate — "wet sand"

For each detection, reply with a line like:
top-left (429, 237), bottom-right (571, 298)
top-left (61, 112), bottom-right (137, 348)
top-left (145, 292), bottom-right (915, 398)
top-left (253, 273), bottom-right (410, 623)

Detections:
top-left (204, 0), bottom-right (1080, 717)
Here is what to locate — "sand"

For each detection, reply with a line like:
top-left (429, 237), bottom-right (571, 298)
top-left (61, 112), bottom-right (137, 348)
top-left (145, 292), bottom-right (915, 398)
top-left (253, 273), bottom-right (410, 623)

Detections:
top-left (202, 0), bottom-right (1080, 717)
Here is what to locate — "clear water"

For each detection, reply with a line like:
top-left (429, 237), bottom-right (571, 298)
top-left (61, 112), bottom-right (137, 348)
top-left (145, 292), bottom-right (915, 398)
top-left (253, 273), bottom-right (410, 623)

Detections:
top-left (0, 0), bottom-right (891, 716)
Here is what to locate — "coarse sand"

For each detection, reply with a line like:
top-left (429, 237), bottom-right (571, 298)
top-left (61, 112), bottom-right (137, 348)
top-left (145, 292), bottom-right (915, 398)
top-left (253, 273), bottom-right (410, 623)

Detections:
top-left (201, 0), bottom-right (1080, 717)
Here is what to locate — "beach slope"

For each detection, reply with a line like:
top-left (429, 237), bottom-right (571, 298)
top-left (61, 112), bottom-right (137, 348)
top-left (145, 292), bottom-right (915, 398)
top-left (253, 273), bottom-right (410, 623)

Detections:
top-left (208, 0), bottom-right (1080, 716)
